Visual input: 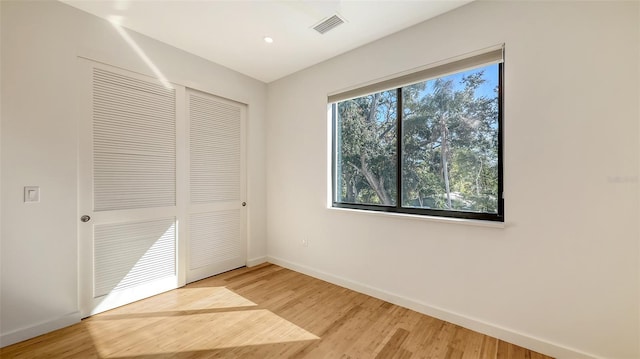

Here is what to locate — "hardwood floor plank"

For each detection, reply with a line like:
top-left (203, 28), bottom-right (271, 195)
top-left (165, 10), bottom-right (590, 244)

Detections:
top-left (0, 264), bottom-right (554, 359)
top-left (479, 336), bottom-right (499, 359)
top-left (459, 328), bottom-right (486, 359)
top-left (425, 322), bottom-right (458, 359)
top-left (374, 328), bottom-right (410, 358)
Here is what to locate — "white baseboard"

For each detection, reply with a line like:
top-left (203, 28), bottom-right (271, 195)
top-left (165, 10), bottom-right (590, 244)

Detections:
top-left (0, 311), bottom-right (81, 348)
top-left (266, 255), bottom-right (598, 359)
top-left (246, 256), bottom-right (267, 267)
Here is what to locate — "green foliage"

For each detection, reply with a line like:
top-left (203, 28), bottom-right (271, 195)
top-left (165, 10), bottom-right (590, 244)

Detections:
top-left (336, 91), bottom-right (397, 205)
top-left (336, 66), bottom-right (499, 214)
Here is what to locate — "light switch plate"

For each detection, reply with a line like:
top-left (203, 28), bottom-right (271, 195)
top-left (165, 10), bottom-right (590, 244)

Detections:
top-left (24, 186), bottom-right (40, 203)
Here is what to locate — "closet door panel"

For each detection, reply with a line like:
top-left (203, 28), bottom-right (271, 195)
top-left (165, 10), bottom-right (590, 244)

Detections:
top-left (186, 89), bottom-right (246, 283)
top-left (79, 63), bottom-right (179, 316)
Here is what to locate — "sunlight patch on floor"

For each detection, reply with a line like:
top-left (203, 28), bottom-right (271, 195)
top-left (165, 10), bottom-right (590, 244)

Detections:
top-left (87, 308), bottom-right (319, 357)
top-left (100, 286), bottom-right (257, 315)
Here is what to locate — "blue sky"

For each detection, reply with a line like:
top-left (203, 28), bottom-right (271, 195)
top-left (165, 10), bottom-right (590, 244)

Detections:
top-left (424, 63), bottom-right (499, 99)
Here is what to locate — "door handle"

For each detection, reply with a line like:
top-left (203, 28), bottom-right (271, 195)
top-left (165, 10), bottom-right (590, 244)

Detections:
top-left (242, 202), bottom-right (247, 207)
top-left (80, 215), bottom-right (91, 223)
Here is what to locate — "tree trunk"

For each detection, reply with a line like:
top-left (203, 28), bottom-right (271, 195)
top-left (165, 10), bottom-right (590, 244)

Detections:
top-left (359, 153), bottom-right (393, 205)
top-left (346, 176), bottom-right (356, 202)
top-left (366, 93), bottom-right (380, 124)
top-left (440, 117), bottom-right (452, 209)
top-left (475, 159), bottom-right (483, 196)
top-left (355, 92), bottom-right (393, 205)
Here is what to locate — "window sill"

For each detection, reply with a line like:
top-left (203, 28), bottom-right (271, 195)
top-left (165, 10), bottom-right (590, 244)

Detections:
top-left (328, 206), bottom-right (506, 229)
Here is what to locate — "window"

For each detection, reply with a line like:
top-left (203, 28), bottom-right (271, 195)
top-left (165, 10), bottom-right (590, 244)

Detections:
top-left (331, 48), bottom-right (503, 221)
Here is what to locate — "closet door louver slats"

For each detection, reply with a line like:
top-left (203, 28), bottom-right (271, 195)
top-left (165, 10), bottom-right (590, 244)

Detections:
top-left (93, 68), bottom-right (176, 212)
top-left (189, 94), bottom-right (241, 204)
top-left (94, 218), bottom-right (176, 298)
top-left (189, 210), bottom-right (241, 270)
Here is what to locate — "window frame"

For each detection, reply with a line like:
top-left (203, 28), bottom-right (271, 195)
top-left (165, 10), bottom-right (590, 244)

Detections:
top-left (330, 57), bottom-right (504, 222)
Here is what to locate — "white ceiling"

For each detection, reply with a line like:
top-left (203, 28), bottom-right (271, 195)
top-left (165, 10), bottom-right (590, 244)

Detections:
top-left (61, 0), bottom-right (473, 83)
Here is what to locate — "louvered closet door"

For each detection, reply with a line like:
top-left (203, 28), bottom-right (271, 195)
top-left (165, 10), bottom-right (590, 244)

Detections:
top-left (79, 62), bottom-right (181, 316)
top-left (186, 89), bottom-right (246, 283)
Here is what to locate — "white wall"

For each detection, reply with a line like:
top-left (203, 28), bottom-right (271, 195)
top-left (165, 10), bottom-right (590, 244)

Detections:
top-left (266, 1), bottom-right (639, 358)
top-left (0, 0), bottom-right (267, 346)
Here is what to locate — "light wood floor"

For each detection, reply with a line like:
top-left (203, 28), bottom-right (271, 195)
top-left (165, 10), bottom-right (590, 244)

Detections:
top-left (1, 263), bottom-right (553, 358)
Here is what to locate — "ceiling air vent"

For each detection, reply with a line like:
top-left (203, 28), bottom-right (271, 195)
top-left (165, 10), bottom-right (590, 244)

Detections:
top-left (313, 14), bottom-right (345, 35)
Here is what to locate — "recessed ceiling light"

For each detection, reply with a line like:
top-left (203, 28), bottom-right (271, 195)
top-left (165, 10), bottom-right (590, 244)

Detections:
top-left (263, 36), bottom-right (274, 44)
